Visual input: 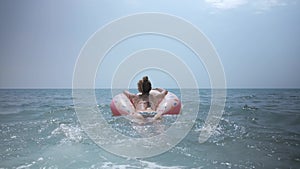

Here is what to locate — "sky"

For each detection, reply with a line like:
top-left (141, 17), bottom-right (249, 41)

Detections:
top-left (0, 0), bottom-right (299, 89)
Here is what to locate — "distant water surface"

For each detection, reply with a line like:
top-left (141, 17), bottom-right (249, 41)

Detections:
top-left (0, 89), bottom-right (299, 168)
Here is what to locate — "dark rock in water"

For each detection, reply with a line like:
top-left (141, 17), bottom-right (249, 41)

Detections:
top-left (243, 104), bottom-right (258, 110)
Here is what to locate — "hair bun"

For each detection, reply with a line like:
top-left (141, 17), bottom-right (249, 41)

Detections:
top-left (143, 76), bottom-right (148, 82)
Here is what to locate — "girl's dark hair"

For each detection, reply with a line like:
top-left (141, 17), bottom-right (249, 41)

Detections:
top-left (137, 80), bottom-right (143, 93)
top-left (137, 76), bottom-right (152, 94)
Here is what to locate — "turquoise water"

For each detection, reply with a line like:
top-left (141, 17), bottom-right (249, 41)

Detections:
top-left (0, 89), bottom-right (300, 168)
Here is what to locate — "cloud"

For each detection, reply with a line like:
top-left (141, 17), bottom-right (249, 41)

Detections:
top-left (205, 0), bottom-right (248, 10)
top-left (254, 0), bottom-right (287, 11)
top-left (205, 0), bottom-right (290, 11)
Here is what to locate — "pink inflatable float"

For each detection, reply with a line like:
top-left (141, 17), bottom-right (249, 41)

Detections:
top-left (110, 90), bottom-right (181, 117)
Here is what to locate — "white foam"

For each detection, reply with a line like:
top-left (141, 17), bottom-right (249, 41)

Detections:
top-left (16, 163), bottom-right (33, 169)
top-left (100, 162), bottom-right (132, 169)
top-left (51, 123), bottom-right (83, 143)
top-left (91, 160), bottom-right (185, 169)
top-left (139, 160), bottom-right (184, 169)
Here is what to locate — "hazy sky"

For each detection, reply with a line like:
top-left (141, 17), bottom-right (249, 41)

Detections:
top-left (0, 0), bottom-right (299, 88)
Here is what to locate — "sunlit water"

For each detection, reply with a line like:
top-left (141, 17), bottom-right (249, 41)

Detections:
top-left (0, 89), bottom-right (299, 168)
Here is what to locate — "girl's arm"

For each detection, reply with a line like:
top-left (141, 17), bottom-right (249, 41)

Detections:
top-left (123, 90), bottom-right (136, 100)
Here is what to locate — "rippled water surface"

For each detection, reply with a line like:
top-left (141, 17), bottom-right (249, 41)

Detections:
top-left (0, 89), bottom-right (299, 168)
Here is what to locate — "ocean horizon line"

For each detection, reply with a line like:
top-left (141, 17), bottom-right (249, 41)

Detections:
top-left (0, 87), bottom-right (299, 90)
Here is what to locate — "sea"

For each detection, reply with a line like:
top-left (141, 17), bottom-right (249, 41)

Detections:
top-left (0, 89), bottom-right (299, 169)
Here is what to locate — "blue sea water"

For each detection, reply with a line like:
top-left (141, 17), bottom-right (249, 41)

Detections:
top-left (0, 89), bottom-right (299, 168)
